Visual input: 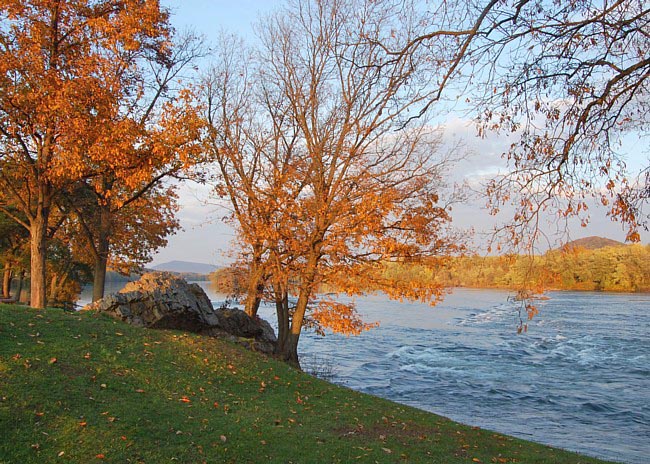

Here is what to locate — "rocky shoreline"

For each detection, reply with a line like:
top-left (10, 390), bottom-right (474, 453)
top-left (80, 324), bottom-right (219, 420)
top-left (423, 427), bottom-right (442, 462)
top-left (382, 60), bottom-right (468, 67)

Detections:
top-left (83, 272), bottom-right (277, 354)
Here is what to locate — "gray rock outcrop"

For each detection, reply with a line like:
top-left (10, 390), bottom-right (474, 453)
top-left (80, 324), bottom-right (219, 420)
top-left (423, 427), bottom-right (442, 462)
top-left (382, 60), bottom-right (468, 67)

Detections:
top-left (84, 272), bottom-right (276, 353)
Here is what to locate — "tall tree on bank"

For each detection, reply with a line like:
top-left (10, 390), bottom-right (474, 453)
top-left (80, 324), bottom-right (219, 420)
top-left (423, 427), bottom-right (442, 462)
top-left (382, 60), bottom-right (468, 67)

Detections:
top-left (72, 31), bottom-right (204, 302)
top-left (395, 0), bottom-right (649, 244)
top-left (0, 1), bottom-right (200, 307)
top-left (65, 180), bottom-right (181, 301)
top-left (204, 0), bottom-right (464, 365)
top-left (203, 33), bottom-right (302, 320)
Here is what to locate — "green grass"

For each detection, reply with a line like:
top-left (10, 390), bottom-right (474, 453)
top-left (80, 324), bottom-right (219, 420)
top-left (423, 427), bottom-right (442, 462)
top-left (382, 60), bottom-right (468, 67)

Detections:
top-left (0, 304), bottom-right (615, 464)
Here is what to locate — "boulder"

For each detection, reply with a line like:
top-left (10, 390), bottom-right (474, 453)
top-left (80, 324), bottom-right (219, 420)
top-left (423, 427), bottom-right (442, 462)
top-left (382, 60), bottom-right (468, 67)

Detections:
top-left (84, 272), bottom-right (276, 353)
top-left (206, 308), bottom-right (277, 353)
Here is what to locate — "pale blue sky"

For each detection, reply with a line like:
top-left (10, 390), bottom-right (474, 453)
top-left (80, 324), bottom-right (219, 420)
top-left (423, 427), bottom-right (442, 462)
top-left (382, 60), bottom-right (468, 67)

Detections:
top-left (165, 0), bottom-right (276, 38)
top-left (150, 1), bottom-right (648, 266)
top-left (151, 1), bottom-right (282, 267)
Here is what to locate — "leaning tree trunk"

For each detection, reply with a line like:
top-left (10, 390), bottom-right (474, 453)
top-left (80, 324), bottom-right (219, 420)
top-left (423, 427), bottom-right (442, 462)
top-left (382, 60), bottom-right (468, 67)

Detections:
top-left (49, 272), bottom-right (69, 307)
top-left (244, 260), bottom-right (266, 317)
top-left (243, 283), bottom-right (263, 317)
top-left (2, 262), bottom-right (12, 299)
top-left (29, 206), bottom-right (50, 309)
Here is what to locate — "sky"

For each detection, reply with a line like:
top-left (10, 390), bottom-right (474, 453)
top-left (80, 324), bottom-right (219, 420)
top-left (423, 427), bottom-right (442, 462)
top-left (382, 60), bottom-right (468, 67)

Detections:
top-left (150, 1), bottom-right (648, 266)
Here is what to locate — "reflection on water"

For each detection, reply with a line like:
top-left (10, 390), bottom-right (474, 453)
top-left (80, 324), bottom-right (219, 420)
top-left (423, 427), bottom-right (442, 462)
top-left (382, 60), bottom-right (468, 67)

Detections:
top-left (81, 283), bottom-right (648, 464)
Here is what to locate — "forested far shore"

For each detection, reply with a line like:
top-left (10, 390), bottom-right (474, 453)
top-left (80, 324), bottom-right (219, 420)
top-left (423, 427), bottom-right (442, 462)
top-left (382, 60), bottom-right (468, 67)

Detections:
top-left (210, 244), bottom-right (650, 296)
top-left (386, 244), bottom-right (650, 293)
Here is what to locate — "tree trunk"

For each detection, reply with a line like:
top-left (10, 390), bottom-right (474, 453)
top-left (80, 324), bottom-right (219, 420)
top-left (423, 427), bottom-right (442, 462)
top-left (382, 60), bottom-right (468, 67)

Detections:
top-left (244, 289), bottom-right (263, 318)
top-left (244, 261), bottom-right (265, 317)
top-left (48, 273), bottom-right (59, 305)
top-left (279, 252), bottom-right (319, 367)
top-left (283, 332), bottom-right (301, 368)
top-left (49, 272), bottom-right (69, 307)
top-left (92, 204), bottom-right (111, 302)
top-left (15, 270), bottom-right (25, 303)
top-left (30, 207), bottom-right (49, 309)
top-left (274, 286), bottom-right (290, 358)
top-left (282, 288), bottom-right (310, 367)
top-left (2, 262), bottom-right (12, 299)
top-left (92, 257), bottom-right (107, 302)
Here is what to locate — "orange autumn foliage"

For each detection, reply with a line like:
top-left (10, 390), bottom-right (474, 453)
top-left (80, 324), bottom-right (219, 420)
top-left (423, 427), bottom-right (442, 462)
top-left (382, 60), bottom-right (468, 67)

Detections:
top-left (203, 0), bottom-right (466, 366)
top-left (0, 1), bottom-right (203, 306)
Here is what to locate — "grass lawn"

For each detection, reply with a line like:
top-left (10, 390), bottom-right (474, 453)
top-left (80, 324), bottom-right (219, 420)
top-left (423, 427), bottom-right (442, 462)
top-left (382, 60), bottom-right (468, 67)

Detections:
top-left (0, 304), bottom-right (616, 463)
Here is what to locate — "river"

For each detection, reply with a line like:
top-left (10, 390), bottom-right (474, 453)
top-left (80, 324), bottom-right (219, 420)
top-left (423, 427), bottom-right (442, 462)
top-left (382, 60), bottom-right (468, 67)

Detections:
top-left (80, 284), bottom-right (649, 464)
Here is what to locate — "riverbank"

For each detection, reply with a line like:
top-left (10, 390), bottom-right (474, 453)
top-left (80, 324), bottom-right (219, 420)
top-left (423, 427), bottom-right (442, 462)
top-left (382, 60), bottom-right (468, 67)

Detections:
top-left (0, 303), bottom-right (615, 463)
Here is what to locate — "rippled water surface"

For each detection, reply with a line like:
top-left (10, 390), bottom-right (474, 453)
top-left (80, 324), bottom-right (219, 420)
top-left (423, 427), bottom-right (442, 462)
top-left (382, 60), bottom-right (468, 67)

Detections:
top-left (84, 285), bottom-right (649, 463)
top-left (260, 289), bottom-right (649, 464)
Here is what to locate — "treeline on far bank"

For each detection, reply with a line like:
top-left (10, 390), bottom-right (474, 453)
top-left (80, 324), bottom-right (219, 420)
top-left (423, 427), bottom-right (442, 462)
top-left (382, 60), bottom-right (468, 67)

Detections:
top-left (383, 244), bottom-right (650, 293)
top-left (210, 244), bottom-right (650, 297)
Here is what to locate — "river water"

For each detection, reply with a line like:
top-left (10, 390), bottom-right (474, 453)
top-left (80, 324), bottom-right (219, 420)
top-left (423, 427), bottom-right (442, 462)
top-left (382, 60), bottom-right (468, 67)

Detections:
top-left (80, 285), bottom-right (649, 463)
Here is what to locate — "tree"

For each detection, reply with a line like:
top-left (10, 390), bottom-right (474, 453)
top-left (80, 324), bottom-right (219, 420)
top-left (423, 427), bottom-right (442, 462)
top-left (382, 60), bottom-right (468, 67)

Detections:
top-left (204, 0), bottom-right (464, 366)
top-left (70, 30), bottom-right (204, 302)
top-left (62, 180), bottom-right (181, 301)
top-left (0, 1), bottom-right (202, 306)
top-left (44, 234), bottom-right (92, 308)
top-left (395, 0), bottom-right (649, 244)
top-left (202, 32), bottom-right (303, 320)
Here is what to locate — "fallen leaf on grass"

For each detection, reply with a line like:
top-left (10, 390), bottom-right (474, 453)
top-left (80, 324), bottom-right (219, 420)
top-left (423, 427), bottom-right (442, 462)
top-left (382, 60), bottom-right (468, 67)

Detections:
top-left (48, 358), bottom-right (57, 364)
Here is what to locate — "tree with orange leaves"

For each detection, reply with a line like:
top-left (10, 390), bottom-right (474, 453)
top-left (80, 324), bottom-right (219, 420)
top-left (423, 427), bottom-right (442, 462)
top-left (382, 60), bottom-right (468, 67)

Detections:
top-left (61, 29), bottom-right (205, 302)
top-left (61, 180), bottom-right (181, 301)
top-left (0, 1), bottom-right (203, 307)
top-left (204, 0), bottom-right (465, 366)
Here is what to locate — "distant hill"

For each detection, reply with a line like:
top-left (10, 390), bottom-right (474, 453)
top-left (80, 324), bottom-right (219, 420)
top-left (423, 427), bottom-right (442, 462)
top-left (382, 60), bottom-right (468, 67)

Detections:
top-left (562, 236), bottom-right (625, 251)
top-left (151, 261), bottom-right (219, 274)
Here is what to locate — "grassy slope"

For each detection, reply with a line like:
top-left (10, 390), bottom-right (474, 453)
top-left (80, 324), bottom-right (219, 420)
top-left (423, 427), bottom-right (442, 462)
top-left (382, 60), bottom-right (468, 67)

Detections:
top-left (0, 304), bottom-right (614, 464)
